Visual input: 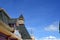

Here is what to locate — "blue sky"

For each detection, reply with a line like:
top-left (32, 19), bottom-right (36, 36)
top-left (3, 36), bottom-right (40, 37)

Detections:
top-left (0, 0), bottom-right (60, 40)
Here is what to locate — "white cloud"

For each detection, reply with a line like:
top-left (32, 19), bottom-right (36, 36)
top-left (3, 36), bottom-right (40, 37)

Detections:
top-left (44, 21), bottom-right (59, 32)
top-left (35, 36), bottom-right (60, 40)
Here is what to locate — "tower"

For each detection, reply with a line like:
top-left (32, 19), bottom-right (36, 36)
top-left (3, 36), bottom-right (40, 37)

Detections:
top-left (16, 15), bottom-right (31, 40)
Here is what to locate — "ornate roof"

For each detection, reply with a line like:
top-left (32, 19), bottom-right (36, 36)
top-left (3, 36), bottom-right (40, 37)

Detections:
top-left (19, 14), bottom-right (24, 20)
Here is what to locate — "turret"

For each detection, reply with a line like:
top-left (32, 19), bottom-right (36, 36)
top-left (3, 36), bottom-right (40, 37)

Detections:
top-left (16, 14), bottom-right (24, 26)
top-left (19, 14), bottom-right (24, 24)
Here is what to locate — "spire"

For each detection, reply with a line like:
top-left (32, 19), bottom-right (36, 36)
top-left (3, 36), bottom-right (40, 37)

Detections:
top-left (19, 14), bottom-right (24, 20)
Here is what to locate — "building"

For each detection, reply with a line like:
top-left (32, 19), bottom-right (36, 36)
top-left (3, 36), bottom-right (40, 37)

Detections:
top-left (0, 8), bottom-right (34, 40)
